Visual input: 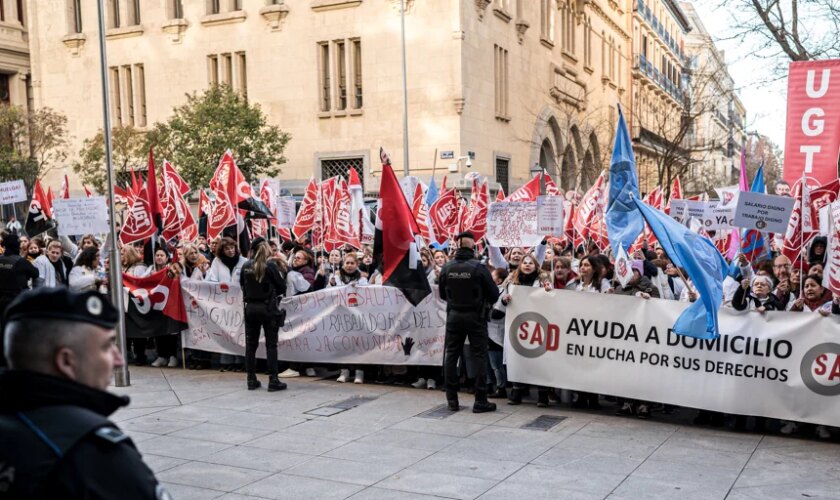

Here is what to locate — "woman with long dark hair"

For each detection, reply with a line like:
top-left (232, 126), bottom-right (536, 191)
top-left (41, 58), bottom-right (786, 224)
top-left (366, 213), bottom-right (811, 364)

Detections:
top-left (240, 240), bottom-right (287, 391)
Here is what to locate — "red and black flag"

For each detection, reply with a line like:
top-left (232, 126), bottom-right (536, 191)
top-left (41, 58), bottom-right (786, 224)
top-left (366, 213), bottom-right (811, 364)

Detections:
top-left (123, 268), bottom-right (188, 338)
top-left (374, 162), bottom-right (432, 306)
top-left (147, 148), bottom-right (165, 233)
top-left (25, 179), bottom-right (56, 237)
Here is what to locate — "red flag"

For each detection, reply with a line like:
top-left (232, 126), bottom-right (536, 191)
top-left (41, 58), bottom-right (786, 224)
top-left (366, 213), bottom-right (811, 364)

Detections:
top-left (210, 150), bottom-right (248, 207)
top-left (374, 164), bottom-right (431, 306)
top-left (572, 171), bottom-right (606, 247)
top-left (428, 188), bottom-right (460, 245)
top-left (59, 174), bottom-right (70, 199)
top-left (825, 203), bottom-right (840, 295)
top-left (207, 190), bottom-right (236, 241)
top-left (669, 177), bottom-right (682, 204)
top-left (163, 160), bottom-right (190, 196)
top-left (464, 178), bottom-right (489, 241)
top-left (34, 180), bottom-right (52, 219)
top-left (441, 175), bottom-right (448, 191)
top-left (293, 178), bottom-right (319, 238)
top-left (83, 185), bottom-right (92, 198)
top-left (199, 189), bottom-right (212, 220)
top-left (46, 187), bottom-right (55, 212)
top-left (324, 179), bottom-right (361, 251)
top-left (123, 269), bottom-right (188, 336)
top-left (259, 179), bottom-right (278, 225)
top-left (162, 182), bottom-right (197, 243)
top-left (411, 184), bottom-right (435, 245)
top-left (495, 186), bottom-right (505, 202)
top-left (147, 148), bottom-right (164, 230)
top-left (130, 169), bottom-right (141, 197)
top-left (120, 187), bottom-right (157, 245)
top-left (782, 180), bottom-right (815, 263)
top-left (563, 200), bottom-right (575, 244)
top-left (25, 179), bottom-right (56, 237)
top-left (506, 173), bottom-right (558, 202)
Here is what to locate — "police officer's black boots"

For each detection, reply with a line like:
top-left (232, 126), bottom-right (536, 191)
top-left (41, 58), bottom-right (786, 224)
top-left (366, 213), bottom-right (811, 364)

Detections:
top-left (447, 392), bottom-right (460, 411)
top-left (268, 376), bottom-right (287, 392)
top-left (247, 377), bottom-right (262, 390)
top-left (472, 388), bottom-right (496, 413)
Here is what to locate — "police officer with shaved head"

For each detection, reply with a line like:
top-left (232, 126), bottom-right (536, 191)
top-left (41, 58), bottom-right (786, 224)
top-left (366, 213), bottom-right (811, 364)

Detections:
top-left (438, 231), bottom-right (499, 413)
top-left (0, 288), bottom-right (168, 499)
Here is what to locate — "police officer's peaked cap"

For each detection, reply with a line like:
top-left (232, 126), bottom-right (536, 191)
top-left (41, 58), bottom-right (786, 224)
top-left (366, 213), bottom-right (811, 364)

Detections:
top-left (4, 288), bottom-right (118, 329)
top-left (455, 231), bottom-right (475, 241)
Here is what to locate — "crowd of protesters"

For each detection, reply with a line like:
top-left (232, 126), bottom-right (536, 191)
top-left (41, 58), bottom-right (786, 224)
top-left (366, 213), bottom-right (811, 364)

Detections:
top-left (1, 184), bottom-right (837, 441)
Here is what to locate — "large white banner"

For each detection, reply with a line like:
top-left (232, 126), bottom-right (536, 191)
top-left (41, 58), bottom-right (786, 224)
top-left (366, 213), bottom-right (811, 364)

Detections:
top-left (181, 280), bottom-right (446, 365)
top-left (506, 286), bottom-right (840, 427)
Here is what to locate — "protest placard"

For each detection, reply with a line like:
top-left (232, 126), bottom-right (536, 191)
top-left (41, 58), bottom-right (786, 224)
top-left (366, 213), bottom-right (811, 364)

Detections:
top-left (52, 196), bottom-right (109, 236)
top-left (700, 201), bottom-right (737, 230)
top-left (0, 180), bottom-right (27, 204)
top-left (536, 195), bottom-right (565, 235)
top-left (733, 191), bottom-right (795, 233)
top-left (486, 202), bottom-right (542, 247)
top-left (276, 196), bottom-right (296, 228)
top-left (669, 199), bottom-right (687, 221)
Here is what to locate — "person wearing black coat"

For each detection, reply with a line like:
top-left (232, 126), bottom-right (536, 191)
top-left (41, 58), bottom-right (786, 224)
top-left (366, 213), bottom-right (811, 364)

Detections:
top-left (732, 275), bottom-right (784, 312)
top-left (240, 239), bottom-right (287, 391)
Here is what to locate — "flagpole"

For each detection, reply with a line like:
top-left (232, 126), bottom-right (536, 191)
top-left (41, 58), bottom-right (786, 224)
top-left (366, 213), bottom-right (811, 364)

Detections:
top-left (96, 0), bottom-right (129, 387)
top-left (400, 0), bottom-right (410, 176)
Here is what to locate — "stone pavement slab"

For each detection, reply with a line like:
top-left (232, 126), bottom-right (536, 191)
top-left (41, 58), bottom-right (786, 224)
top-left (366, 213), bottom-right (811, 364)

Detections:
top-left (112, 367), bottom-right (840, 500)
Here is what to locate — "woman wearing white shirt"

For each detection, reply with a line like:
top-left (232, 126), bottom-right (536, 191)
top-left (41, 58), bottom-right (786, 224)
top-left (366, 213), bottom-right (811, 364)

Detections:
top-left (206, 237), bottom-right (247, 283)
top-left (206, 237), bottom-right (247, 371)
top-left (68, 247), bottom-right (104, 293)
top-left (566, 256), bottom-right (611, 293)
top-left (330, 253), bottom-right (369, 384)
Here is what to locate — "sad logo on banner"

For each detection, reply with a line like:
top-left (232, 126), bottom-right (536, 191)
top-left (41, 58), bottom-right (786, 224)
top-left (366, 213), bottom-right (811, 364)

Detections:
top-left (801, 343), bottom-right (840, 396)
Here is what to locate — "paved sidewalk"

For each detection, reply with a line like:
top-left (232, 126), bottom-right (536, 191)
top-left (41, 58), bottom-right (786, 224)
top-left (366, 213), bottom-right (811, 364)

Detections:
top-left (112, 367), bottom-right (840, 500)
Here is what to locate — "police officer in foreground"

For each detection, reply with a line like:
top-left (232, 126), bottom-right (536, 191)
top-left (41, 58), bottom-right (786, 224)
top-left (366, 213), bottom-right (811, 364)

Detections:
top-left (438, 231), bottom-right (500, 413)
top-left (0, 288), bottom-right (167, 499)
top-left (0, 233), bottom-right (38, 367)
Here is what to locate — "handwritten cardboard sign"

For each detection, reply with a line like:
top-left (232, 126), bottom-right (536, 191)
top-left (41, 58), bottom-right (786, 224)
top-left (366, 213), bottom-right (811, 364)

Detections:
top-left (537, 196), bottom-right (565, 236)
top-left (487, 202), bottom-right (542, 247)
top-left (733, 191), bottom-right (795, 233)
top-left (0, 180), bottom-right (27, 204)
top-left (52, 197), bottom-right (109, 236)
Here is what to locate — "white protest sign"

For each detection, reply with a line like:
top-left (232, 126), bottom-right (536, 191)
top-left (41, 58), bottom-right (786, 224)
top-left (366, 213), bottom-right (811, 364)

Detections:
top-left (276, 196), bottom-right (296, 228)
top-left (669, 199), bottom-right (687, 222)
top-left (486, 202), bottom-right (542, 247)
top-left (52, 197), bottom-right (109, 236)
top-left (536, 196), bottom-right (565, 235)
top-left (682, 200), bottom-right (708, 223)
top-left (0, 180), bottom-right (27, 204)
top-left (614, 245), bottom-right (633, 288)
top-left (506, 286), bottom-right (840, 428)
top-left (733, 191), bottom-right (795, 233)
top-left (181, 280), bottom-right (446, 365)
top-left (700, 200), bottom-right (737, 230)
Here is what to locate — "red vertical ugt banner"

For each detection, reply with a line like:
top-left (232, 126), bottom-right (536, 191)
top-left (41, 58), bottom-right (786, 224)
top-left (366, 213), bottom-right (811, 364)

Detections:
top-left (783, 60), bottom-right (840, 188)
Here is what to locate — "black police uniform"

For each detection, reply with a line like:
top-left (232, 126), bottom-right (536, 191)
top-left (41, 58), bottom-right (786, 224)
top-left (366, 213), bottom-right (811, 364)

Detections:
top-left (239, 259), bottom-right (286, 389)
top-left (438, 245), bottom-right (500, 409)
top-left (0, 288), bottom-right (167, 499)
top-left (0, 237), bottom-right (39, 367)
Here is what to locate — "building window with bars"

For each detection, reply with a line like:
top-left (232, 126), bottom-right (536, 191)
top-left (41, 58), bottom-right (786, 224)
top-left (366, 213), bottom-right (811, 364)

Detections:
top-left (495, 157), bottom-right (510, 195)
top-left (319, 39), bottom-right (363, 115)
top-left (494, 45), bottom-right (509, 121)
top-left (320, 157), bottom-right (364, 187)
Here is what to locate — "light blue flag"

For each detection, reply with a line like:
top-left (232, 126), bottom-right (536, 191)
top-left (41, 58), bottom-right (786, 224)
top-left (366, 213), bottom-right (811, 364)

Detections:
top-left (425, 176), bottom-right (439, 206)
top-left (750, 162), bottom-right (765, 194)
top-left (605, 105), bottom-right (643, 255)
top-left (633, 197), bottom-right (728, 339)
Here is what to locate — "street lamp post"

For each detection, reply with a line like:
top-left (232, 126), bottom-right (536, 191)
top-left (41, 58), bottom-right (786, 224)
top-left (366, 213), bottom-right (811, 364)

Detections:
top-left (96, 0), bottom-right (129, 387)
top-left (400, 0), bottom-right (410, 176)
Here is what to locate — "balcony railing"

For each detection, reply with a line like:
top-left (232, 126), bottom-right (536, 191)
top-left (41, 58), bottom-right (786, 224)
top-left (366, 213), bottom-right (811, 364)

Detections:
top-left (635, 54), bottom-right (686, 104)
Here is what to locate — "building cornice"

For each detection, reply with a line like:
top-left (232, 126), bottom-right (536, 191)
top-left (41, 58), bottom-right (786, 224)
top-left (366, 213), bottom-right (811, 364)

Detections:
top-left (587, 1), bottom-right (630, 41)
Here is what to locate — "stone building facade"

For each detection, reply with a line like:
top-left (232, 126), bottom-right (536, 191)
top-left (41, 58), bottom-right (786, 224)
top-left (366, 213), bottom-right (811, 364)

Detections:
top-left (27, 0), bottom-right (632, 196)
top-left (0, 0), bottom-right (30, 114)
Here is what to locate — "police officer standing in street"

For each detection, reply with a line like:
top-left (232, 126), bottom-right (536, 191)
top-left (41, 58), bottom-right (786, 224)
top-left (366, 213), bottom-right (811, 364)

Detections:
top-left (438, 231), bottom-right (500, 413)
top-left (0, 233), bottom-right (38, 367)
top-left (0, 288), bottom-right (168, 499)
